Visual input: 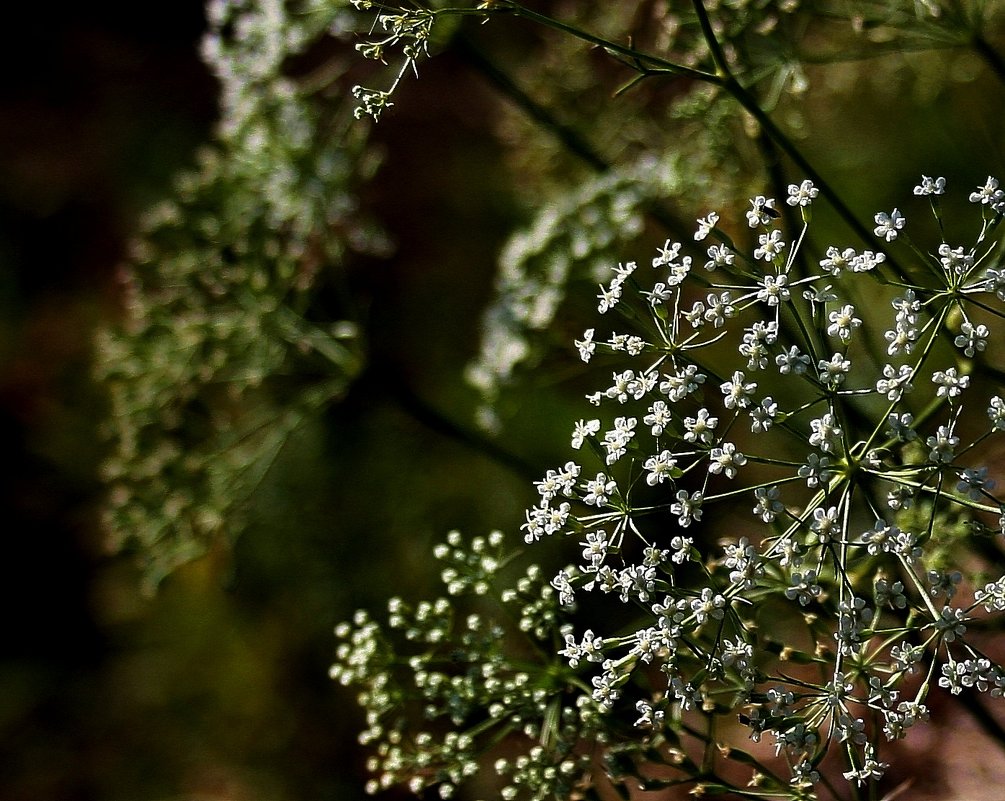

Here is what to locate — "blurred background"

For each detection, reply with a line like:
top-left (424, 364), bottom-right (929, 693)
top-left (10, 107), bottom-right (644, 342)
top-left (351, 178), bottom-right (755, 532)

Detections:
top-left (0, 4), bottom-right (542, 800)
top-left (4, 2), bottom-right (1005, 800)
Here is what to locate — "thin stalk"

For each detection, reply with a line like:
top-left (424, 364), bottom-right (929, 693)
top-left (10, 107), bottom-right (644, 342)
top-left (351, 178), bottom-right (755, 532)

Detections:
top-left (496, 1), bottom-right (722, 84)
top-left (689, 0), bottom-right (899, 263)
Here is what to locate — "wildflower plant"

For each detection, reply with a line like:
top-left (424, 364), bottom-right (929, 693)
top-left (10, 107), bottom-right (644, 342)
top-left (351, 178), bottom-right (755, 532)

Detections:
top-left (336, 173), bottom-right (1005, 798)
top-left (88, 0), bottom-right (1005, 794)
top-left (94, 0), bottom-right (385, 587)
top-left (528, 175), bottom-right (1005, 786)
top-left (331, 0), bottom-right (1005, 797)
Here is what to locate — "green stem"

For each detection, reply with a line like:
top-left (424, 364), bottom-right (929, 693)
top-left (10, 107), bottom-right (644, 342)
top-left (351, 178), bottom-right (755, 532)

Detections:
top-left (688, 0), bottom-right (902, 262)
top-left (497, 1), bottom-right (722, 84)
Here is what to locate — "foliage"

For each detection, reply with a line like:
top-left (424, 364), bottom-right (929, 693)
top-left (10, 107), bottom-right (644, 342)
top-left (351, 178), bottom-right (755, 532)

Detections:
top-left (91, 0), bottom-right (1005, 797)
top-left (93, 0), bottom-right (385, 588)
top-left (332, 0), bottom-right (1005, 799)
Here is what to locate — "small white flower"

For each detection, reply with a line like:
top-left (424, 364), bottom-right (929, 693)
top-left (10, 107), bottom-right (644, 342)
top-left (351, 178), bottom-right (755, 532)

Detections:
top-left (757, 273), bottom-right (790, 306)
top-left (644, 450), bottom-right (677, 485)
top-left (874, 208), bottom-right (906, 241)
top-left (786, 179), bottom-right (818, 207)
top-left (753, 486), bottom-right (783, 522)
top-left (818, 352), bottom-right (852, 388)
top-left (827, 304), bottom-right (861, 342)
top-left (876, 364), bottom-right (914, 401)
top-left (749, 397), bottom-right (778, 433)
top-left (705, 243), bottom-right (733, 271)
top-left (989, 396), bottom-right (1005, 431)
top-left (670, 489), bottom-right (703, 526)
top-left (746, 195), bottom-right (778, 228)
top-left (799, 453), bottom-right (833, 487)
top-left (820, 246), bottom-right (856, 275)
top-left (954, 321), bottom-right (988, 357)
top-left (704, 291), bottom-right (735, 327)
top-left (695, 211), bottom-right (719, 241)
top-left (776, 345), bottom-right (811, 375)
top-left (938, 244), bottom-right (973, 275)
top-left (927, 425), bottom-right (959, 463)
top-left (571, 418), bottom-right (600, 449)
top-left (914, 175), bottom-right (946, 196)
top-left (957, 467), bottom-right (995, 501)
top-left (708, 442), bottom-right (746, 478)
top-left (970, 176), bottom-right (1005, 209)
top-left (721, 370), bottom-right (756, 409)
top-left (583, 472), bottom-right (617, 506)
top-left (931, 367), bottom-right (969, 399)
top-left (684, 408), bottom-right (718, 443)
top-left (651, 239), bottom-right (682, 269)
top-left (575, 329), bottom-right (596, 362)
top-left (809, 413), bottom-right (843, 452)
top-left (597, 282), bottom-right (622, 313)
top-left (754, 229), bottom-right (786, 261)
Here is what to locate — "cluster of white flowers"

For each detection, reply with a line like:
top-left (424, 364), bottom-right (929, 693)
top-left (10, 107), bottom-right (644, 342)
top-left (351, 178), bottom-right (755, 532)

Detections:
top-left (95, 0), bottom-right (383, 587)
top-left (331, 531), bottom-right (605, 801)
top-left (520, 176), bottom-right (1005, 790)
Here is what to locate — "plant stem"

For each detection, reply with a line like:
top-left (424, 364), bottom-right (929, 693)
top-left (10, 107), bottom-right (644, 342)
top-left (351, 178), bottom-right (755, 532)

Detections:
top-left (688, 0), bottom-right (896, 261)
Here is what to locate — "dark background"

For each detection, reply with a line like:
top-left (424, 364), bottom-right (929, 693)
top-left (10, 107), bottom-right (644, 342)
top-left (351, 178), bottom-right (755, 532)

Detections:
top-left (0, 5), bottom-right (545, 800)
top-left (6, 4), bottom-right (1005, 801)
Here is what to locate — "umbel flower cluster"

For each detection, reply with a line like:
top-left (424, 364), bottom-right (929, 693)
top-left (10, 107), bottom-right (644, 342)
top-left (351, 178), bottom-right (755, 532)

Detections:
top-left (335, 176), bottom-right (1005, 798)
top-left (93, 0), bottom-right (386, 588)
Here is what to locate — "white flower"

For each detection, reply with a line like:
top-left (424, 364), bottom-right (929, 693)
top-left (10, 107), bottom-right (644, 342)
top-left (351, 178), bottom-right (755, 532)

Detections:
top-left (684, 408), bottom-right (718, 443)
top-left (913, 175), bottom-right (946, 195)
top-left (746, 195), bottom-right (777, 228)
top-left (644, 450), bottom-right (677, 485)
top-left (927, 425), bottom-right (959, 463)
top-left (753, 486), bottom-right (783, 522)
top-left (708, 442), bottom-right (746, 478)
top-left (876, 364), bottom-right (914, 401)
top-left (597, 281), bottom-right (622, 313)
top-left (931, 367), bottom-right (969, 399)
top-left (938, 244), bottom-right (973, 275)
top-left (721, 370), bottom-right (756, 409)
top-left (810, 506), bottom-right (840, 542)
top-left (957, 467), bottom-right (995, 500)
top-left (776, 345), bottom-right (810, 375)
top-left (874, 208), bottom-right (906, 241)
top-left (954, 321), bottom-right (988, 357)
top-left (820, 246), bottom-right (856, 275)
top-left (749, 397), bottom-right (778, 433)
top-left (754, 229), bottom-right (786, 261)
top-left (651, 240), bottom-right (682, 269)
top-left (643, 401), bottom-right (673, 436)
top-left (809, 413), bottom-right (842, 452)
top-left (989, 396), bottom-right (1005, 431)
top-left (757, 274), bottom-right (790, 306)
top-left (695, 211), bottom-right (719, 241)
top-left (850, 250), bottom-right (886, 272)
top-left (886, 412), bottom-right (917, 441)
top-left (970, 176), bottom-right (1005, 209)
top-left (827, 304), bottom-right (861, 341)
top-left (583, 472), bottom-right (617, 506)
top-left (705, 243), bottom-right (733, 271)
top-left (602, 416), bottom-right (637, 464)
top-left (786, 179), bottom-right (818, 207)
top-left (580, 530), bottom-right (610, 569)
top-left (660, 364), bottom-right (706, 401)
top-left (703, 291), bottom-right (735, 327)
top-left (818, 353), bottom-right (852, 388)
top-left (670, 489), bottom-right (703, 527)
top-left (575, 328), bottom-right (596, 362)
top-left (571, 418), bottom-right (600, 449)
top-left (799, 453), bottom-right (833, 487)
